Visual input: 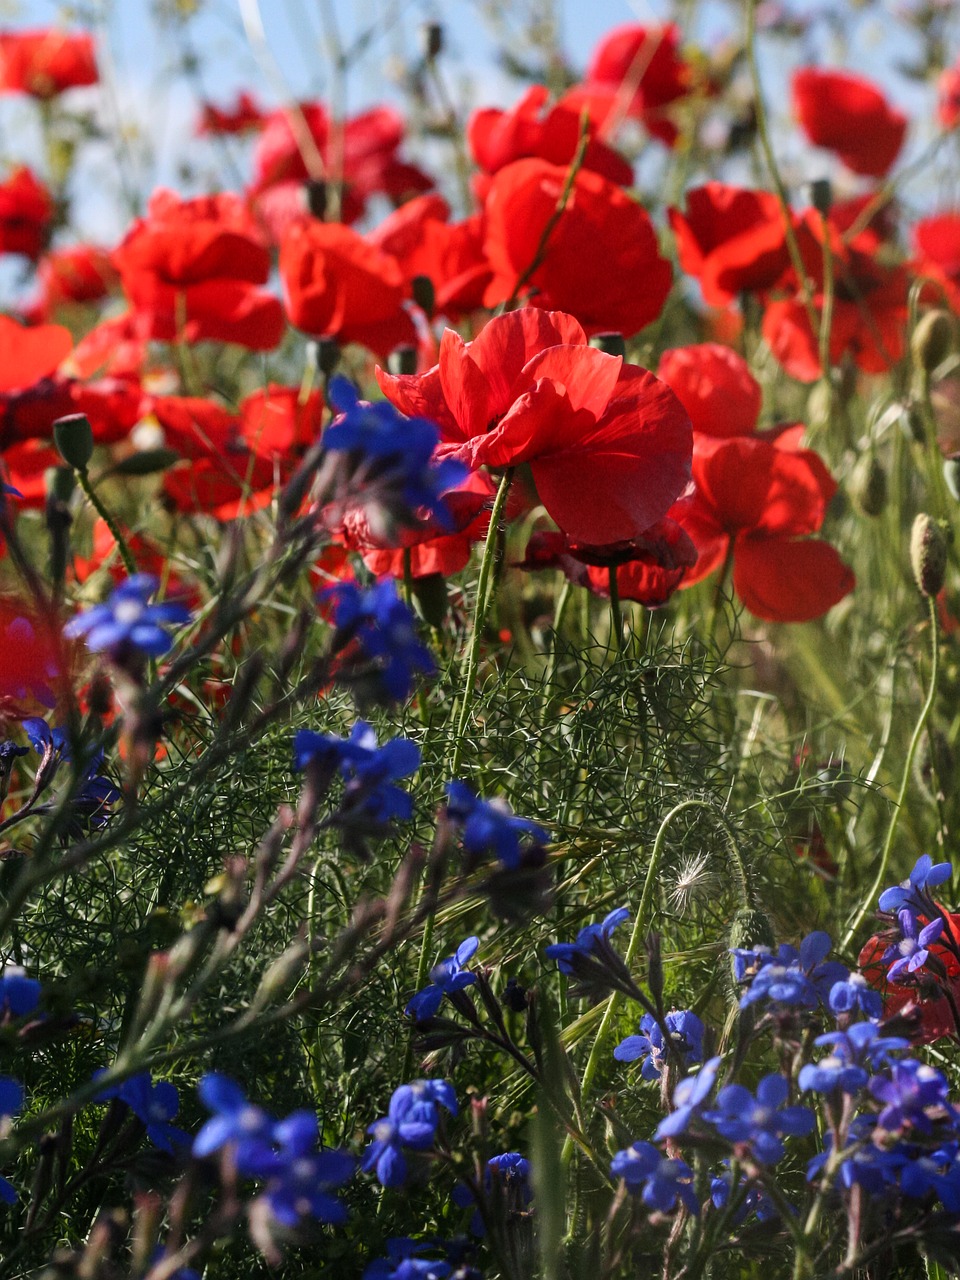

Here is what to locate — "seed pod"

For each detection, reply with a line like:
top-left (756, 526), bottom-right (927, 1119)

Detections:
top-left (387, 344), bottom-right (418, 376)
top-left (851, 453), bottom-right (887, 516)
top-left (53, 413), bottom-right (94, 472)
top-left (912, 309), bottom-right (955, 374)
top-left (910, 513), bottom-right (949, 597)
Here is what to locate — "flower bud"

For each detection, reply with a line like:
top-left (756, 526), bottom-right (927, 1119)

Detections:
top-left (304, 179), bottom-right (327, 220)
top-left (387, 344), bottom-right (418, 376)
top-left (589, 331), bottom-right (626, 358)
top-left (411, 273), bottom-right (435, 318)
top-left (53, 413), bottom-right (94, 472)
top-left (308, 334), bottom-right (341, 379)
top-left (809, 177), bottom-right (833, 217)
top-left (851, 453), bottom-right (887, 516)
top-left (910, 513), bottom-right (949, 597)
top-left (421, 22), bottom-right (443, 60)
top-left (912, 309), bottom-right (955, 374)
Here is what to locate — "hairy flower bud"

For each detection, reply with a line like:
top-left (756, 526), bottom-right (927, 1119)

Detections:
top-left (910, 513), bottom-right (949, 597)
top-left (912, 309), bottom-right (955, 374)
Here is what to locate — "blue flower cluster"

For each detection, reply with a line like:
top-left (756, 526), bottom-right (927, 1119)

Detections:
top-left (95, 1071), bottom-right (189, 1154)
top-left (444, 782), bottom-right (549, 870)
top-left (22, 717), bottom-right (121, 834)
top-left (362, 1079), bottom-right (457, 1188)
top-left (615, 1010), bottom-right (704, 1080)
top-left (324, 579), bottom-right (435, 706)
top-left (64, 573), bottom-right (191, 660)
top-left (733, 931), bottom-right (847, 1011)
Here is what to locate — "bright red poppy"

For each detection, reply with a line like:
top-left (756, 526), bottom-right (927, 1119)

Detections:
top-left (163, 451), bottom-right (281, 521)
top-left (280, 220), bottom-right (417, 357)
top-left (657, 343), bottom-right (761, 438)
top-left (36, 244), bottom-right (117, 310)
top-left (576, 23), bottom-right (696, 146)
top-left (197, 90), bottom-right (266, 136)
top-left (792, 67), bottom-right (906, 178)
top-left (482, 158), bottom-right (672, 336)
top-left (676, 430), bottom-right (854, 622)
top-left (239, 385), bottom-right (324, 459)
top-left (914, 214), bottom-right (960, 313)
top-left (668, 182), bottom-right (790, 307)
top-left (0, 28), bottom-right (97, 98)
top-left (112, 189), bottom-right (285, 350)
top-left (859, 914), bottom-right (960, 1044)
top-left (0, 166), bottom-right (53, 261)
top-left (938, 62), bottom-right (960, 131)
top-left (146, 394), bottom-right (240, 460)
top-left (376, 308), bottom-right (692, 546)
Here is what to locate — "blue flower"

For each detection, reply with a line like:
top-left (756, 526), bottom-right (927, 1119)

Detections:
top-left (362, 1080), bottom-right (457, 1188)
top-left (737, 932), bottom-right (847, 1011)
top-left (614, 1010), bottom-right (704, 1080)
top-left (64, 574), bottom-right (191, 659)
top-left (0, 966), bottom-right (40, 1019)
top-left (0, 1077), bottom-right (24, 1204)
top-left (878, 855), bottom-right (953, 915)
top-left (655, 1056), bottom-right (722, 1141)
top-left (884, 908), bottom-right (945, 983)
top-left (406, 937), bottom-right (479, 1022)
top-left (610, 1141), bottom-right (699, 1214)
top-left (324, 579), bottom-right (435, 706)
top-left (363, 1239), bottom-right (453, 1280)
top-left (703, 1073), bottom-right (816, 1165)
top-left (193, 1074), bottom-right (276, 1170)
top-left (253, 1111), bottom-right (355, 1227)
top-left (444, 782), bottom-right (549, 870)
top-left (545, 907), bottom-right (635, 1001)
top-left (869, 1059), bottom-right (960, 1136)
top-left (799, 1023), bottom-right (908, 1096)
top-left (0, 741), bottom-right (28, 770)
top-left (710, 1163), bottom-right (782, 1223)
top-left (96, 1072), bottom-right (189, 1154)
top-left (829, 974), bottom-right (883, 1022)
top-left (545, 907), bottom-right (630, 975)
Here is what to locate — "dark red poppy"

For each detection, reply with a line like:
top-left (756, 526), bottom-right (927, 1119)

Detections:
top-left (163, 451), bottom-right (281, 521)
top-left (197, 90), bottom-right (266, 136)
top-left (112, 189), bottom-right (285, 350)
top-left (369, 194), bottom-right (492, 321)
top-left (657, 343), bottom-right (761, 438)
top-left (0, 438), bottom-right (59, 506)
top-left (376, 308), bottom-right (692, 546)
top-left (0, 166), bottom-right (53, 261)
top-left (577, 23), bottom-right (696, 146)
top-left (792, 67), bottom-right (906, 178)
top-left (0, 28), bottom-right (97, 98)
top-left (676, 431), bottom-right (854, 622)
top-left (280, 220), bottom-right (417, 356)
top-left (146, 395), bottom-right (239, 460)
top-left (482, 158), bottom-right (672, 336)
top-left (467, 84), bottom-right (633, 200)
top-left (239, 385), bottom-right (324, 459)
top-left (859, 914), bottom-right (960, 1044)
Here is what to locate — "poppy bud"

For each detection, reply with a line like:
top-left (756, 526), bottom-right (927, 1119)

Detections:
top-left (910, 513), bottom-right (949, 597)
top-left (809, 177), bottom-right (832, 217)
top-left (421, 22), bottom-right (443, 60)
top-left (308, 335), bottom-right (341, 379)
top-left (304, 179), bottom-right (327, 220)
top-left (411, 273), bottom-right (435, 318)
top-left (912, 309), bottom-right (955, 374)
top-left (53, 413), bottom-right (94, 472)
top-left (806, 379), bottom-right (834, 429)
top-left (727, 905), bottom-right (775, 988)
top-left (945, 453), bottom-right (960, 502)
top-left (851, 453), bottom-right (887, 516)
top-left (589, 331), bottom-right (626, 358)
top-left (899, 402), bottom-right (925, 443)
top-left (388, 345), bottom-right (418, 376)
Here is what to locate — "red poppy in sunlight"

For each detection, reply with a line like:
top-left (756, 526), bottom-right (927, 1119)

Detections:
top-left (68, 376), bottom-right (143, 445)
top-left (576, 22), bottom-right (696, 146)
top-left (112, 189), bottom-right (285, 350)
top-left (914, 214), bottom-right (960, 313)
top-left (668, 183), bottom-right (790, 307)
top-left (146, 394), bottom-right (239, 460)
top-left (676, 430), bottom-right (854, 622)
top-left (0, 166), bottom-right (53, 261)
top-left (280, 220), bottom-right (417, 357)
top-left (239, 385), bottom-right (323, 459)
top-left (657, 343), bottom-right (761, 438)
top-left (0, 315), bottom-right (72, 392)
top-left (792, 68), bottom-right (906, 178)
top-left (369, 195), bottom-right (492, 321)
top-left (467, 84), bottom-right (633, 200)
top-left (0, 28), bottom-right (97, 98)
top-left (859, 915), bottom-right (960, 1044)
top-left (163, 452), bottom-right (281, 521)
top-left (482, 158), bottom-right (672, 336)
top-left (376, 308), bottom-right (692, 546)
top-left (68, 313), bottom-right (146, 381)
top-left (36, 244), bottom-right (117, 309)
top-left (197, 90), bottom-right (266, 136)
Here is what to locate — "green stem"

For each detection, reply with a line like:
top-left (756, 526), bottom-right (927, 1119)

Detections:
top-left (842, 595), bottom-right (940, 951)
top-left (608, 565), bottom-right (623, 653)
top-left (76, 467), bottom-right (137, 577)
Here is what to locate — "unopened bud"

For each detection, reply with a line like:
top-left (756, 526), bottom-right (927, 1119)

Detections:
top-left (256, 938), bottom-right (309, 1004)
top-left (53, 413), bottom-right (94, 472)
top-left (851, 453), bottom-right (887, 517)
top-left (589, 331), bottom-right (626, 358)
top-left (910, 513), bottom-right (949, 597)
top-left (422, 22), bottom-right (443, 60)
top-left (809, 177), bottom-right (833, 217)
top-left (388, 345), bottom-right (418, 376)
top-left (411, 273), bottom-right (435, 317)
top-left (912, 309), bottom-right (955, 374)
top-left (308, 335), bottom-right (341, 379)
top-left (304, 179), bottom-right (327, 220)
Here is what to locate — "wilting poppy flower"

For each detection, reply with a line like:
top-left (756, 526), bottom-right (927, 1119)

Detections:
top-left (112, 189), bottom-right (285, 350)
top-left (575, 23), bottom-right (696, 147)
top-left (280, 220), bottom-right (417, 357)
top-left (669, 182), bottom-right (791, 308)
top-left (859, 913), bottom-right (960, 1044)
top-left (0, 28), bottom-right (97, 98)
top-left (482, 158), bottom-right (672, 336)
top-left (376, 308), bottom-right (692, 546)
top-left (197, 90), bottom-right (266, 136)
top-left (657, 343), bottom-right (761, 437)
top-left (369, 195), bottom-right (491, 321)
top-left (676, 430), bottom-right (854, 622)
top-left (792, 68), bottom-right (906, 178)
top-left (239, 385), bottom-right (323, 459)
top-left (0, 166), bottom-right (53, 261)
top-left (467, 84), bottom-right (633, 200)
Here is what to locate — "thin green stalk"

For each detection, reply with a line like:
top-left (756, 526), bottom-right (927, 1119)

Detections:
top-left (842, 595), bottom-right (940, 950)
top-left (608, 565), bottom-right (623, 653)
top-left (75, 467), bottom-right (137, 577)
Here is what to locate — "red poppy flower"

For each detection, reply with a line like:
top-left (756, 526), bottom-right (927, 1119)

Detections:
top-left (112, 189), bottom-right (285, 350)
top-left (376, 308), bottom-right (692, 545)
top-left (669, 182), bottom-right (791, 307)
top-left (0, 438), bottom-right (60, 505)
top-left (914, 213), bottom-right (960, 313)
top-left (657, 343), bottom-right (761, 438)
top-left (0, 28), bottom-right (97, 98)
top-left (37, 244), bottom-right (117, 309)
top-left (859, 914), bottom-right (960, 1044)
top-left (239, 385), bottom-right (324, 459)
top-left (163, 452), bottom-right (281, 521)
top-left (482, 158), bottom-right (672, 336)
top-left (467, 84), bottom-right (633, 200)
top-left (577, 23), bottom-right (696, 146)
top-left (197, 90), bottom-right (266, 136)
top-left (792, 68), bottom-right (906, 178)
top-left (280, 220), bottom-right (417, 357)
top-left (68, 376), bottom-right (142, 445)
top-left (146, 395), bottom-right (239, 460)
top-left (676, 431), bottom-right (854, 622)
top-left (0, 166), bottom-right (53, 261)
top-left (68, 313), bottom-right (145, 381)
top-left (357, 473), bottom-right (496, 580)
top-left (0, 315), bottom-right (71, 392)
top-left (369, 194), bottom-right (492, 321)
top-left (0, 596), bottom-right (64, 720)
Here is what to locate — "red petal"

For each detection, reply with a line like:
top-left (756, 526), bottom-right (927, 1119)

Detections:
top-left (733, 535), bottom-right (854, 622)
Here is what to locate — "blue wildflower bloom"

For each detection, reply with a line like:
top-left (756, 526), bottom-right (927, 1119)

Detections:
top-left (799, 1022), bottom-right (909, 1096)
top-left (0, 966), bottom-right (40, 1019)
top-left (455, 1152), bottom-right (533, 1237)
top-left (614, 1010), bottom-right (704, 1079)
top-left (544, 907), bottom-right (636, 1001)
top-left (64, 574), bottom-right (191, 659)
top-left (22, 717), bottom-right (70, 764)
top-left (738, 932), bottom-right (847, 1012)
top-left (193, 1074), bottom-right (276, 1170)
top-left (362, 1080), bottom-right (457, 1188)
top-left (884, 908), bottom-right (945, 982)
top-left (96, 1072), bottom-right (189, 1154)
top-left (406, 937), bottom-right (480, 1022)
top-left (704, 1073), bottom-right (816, 1165)
top-left (899, 1143), bottom-right (960, 1212)
top-left (0, 741), bottom-right (28, 770)
top-left (545, 907), bottom-right (630, 975)
top-left (610, 1141), bottom-right (699, 1214)
top-left (710, 1163), bottom-right (782, 1223)
top-left (829, 973), bottom-right (883, 1022)
top-left (869, 1059), bottom-right (960, 1136)
top-left (23, 720), bottom-right (120, 833)
top-left (251, 1111), bottom-right (355, 1227)
top-left (444, 782), bottom-right (549, 870)
top-left (0, 1077), bottom-right (24, 1204)
top-left (655, 1056), bottom-right (723, 1141)
top-left (363, 1239), bottom-right (453, 1280)
top-left (324, 579), bottom-right (435, 705)
top-left (807, 1117), bottom-right (902, 1195)
top-left (878, 855), bottom-right (953, 914)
